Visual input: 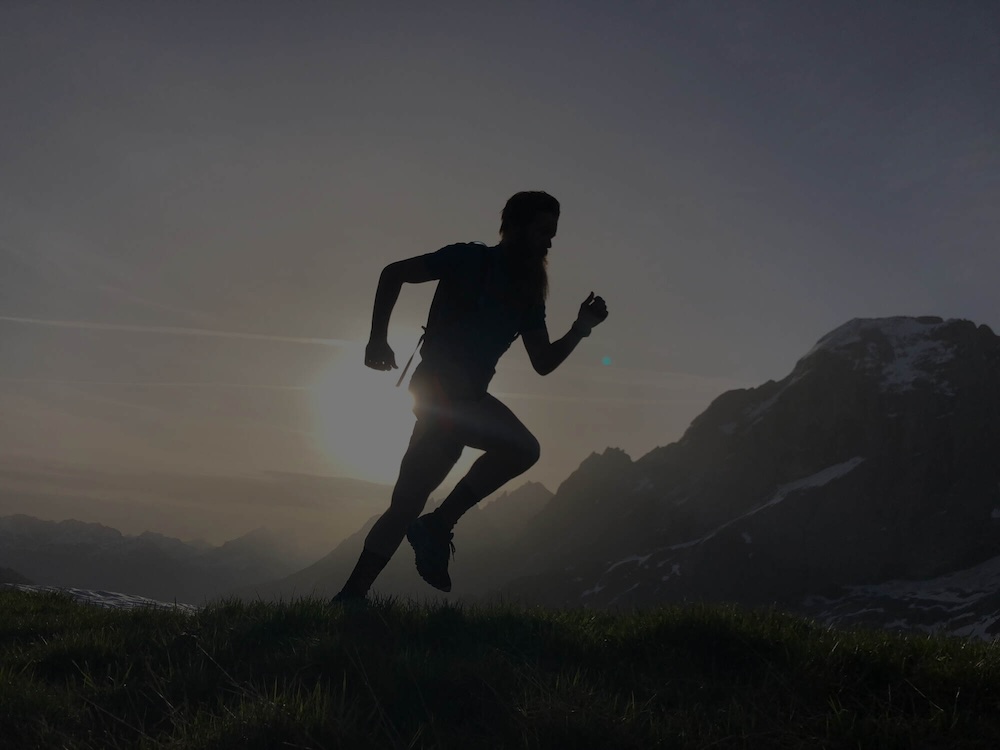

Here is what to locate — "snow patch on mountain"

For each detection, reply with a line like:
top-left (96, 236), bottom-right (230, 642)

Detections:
top-left (754, 456), bottom-right (866, 511)
top-left (883, 339), bottom-right (956, 393)
top-left (803, 317), bottom-right (958, 394)
top-left (608, 582), bottom-right (641, 605)
top-left (578, 459), bottom-right (866, 604)
top-left (605, 552), bottom-right (653, 574)
top-left (660, 564), bottom-right (682, 582)
top-left (580, 582), bottom-right (605, 598)
top-left (668, 457), bottom-right (866, 552)
top-left (2, 584), bottom-right (200, 613)
top-left (847, 554), bottom-right (1000, 607)
top-left (633, 477), bottom-right (654, 493)
top-left (804, 553), bottom-right (1000, 641)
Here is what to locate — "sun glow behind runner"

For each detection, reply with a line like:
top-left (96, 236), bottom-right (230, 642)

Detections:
top-left (308, 329), bottom-right (481, 484)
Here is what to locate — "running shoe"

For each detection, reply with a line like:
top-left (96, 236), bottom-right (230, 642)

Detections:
top-left (406, 514), bottom-right (456, 592)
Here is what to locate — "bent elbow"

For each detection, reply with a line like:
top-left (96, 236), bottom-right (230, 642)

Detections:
top-left (379, 264), bottom-right (408, 289)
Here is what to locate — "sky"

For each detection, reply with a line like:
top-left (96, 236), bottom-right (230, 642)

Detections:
top-left (1, 2), bottom-right (997, 542)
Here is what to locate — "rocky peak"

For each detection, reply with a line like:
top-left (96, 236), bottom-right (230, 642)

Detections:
top-left (679, 316), bottom-right (1000, 448)
top-left (555, 447), bottom-right (634, 495)
top-left (795, 316), bottom-right (997, 395)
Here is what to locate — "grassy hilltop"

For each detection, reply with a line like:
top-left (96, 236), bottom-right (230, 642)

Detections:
top-left (1, 589), bottom-right (999, 749)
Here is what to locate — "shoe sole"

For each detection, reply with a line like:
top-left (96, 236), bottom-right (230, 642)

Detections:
top-left (406, 520), bottom-right (452, 592)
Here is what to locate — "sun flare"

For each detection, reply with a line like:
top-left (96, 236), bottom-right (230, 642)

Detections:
top-left (309, 347), bottom-right (418, 484)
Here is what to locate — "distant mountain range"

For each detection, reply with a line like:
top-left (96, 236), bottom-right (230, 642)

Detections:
top-left (0, 463), bottom-right (396, 561)
top-left (0, 515), bottom-right (317, 605)
top-left (237, 316), bottom-right (1000, 639)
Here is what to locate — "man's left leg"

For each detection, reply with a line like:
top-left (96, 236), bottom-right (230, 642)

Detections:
top-left (426, 394), bottom-right (541, 533)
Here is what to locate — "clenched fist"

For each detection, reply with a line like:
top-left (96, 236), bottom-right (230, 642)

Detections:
top-left (573, 292), bottom-right (609, 336)
top-left (365, 338), bottom-right (398, 371)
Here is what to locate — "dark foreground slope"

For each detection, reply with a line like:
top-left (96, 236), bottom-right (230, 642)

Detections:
top-left (3, 588), bottom-right (1000, 750)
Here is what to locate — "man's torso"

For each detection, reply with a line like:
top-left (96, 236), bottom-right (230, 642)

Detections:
top-left (410, 243), bottom-right (545, 400)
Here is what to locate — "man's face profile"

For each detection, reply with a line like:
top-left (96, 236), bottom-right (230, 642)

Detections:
top-left (519, 212), bottom-right (558, 259)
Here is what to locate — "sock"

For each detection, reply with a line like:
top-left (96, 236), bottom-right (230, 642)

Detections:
top-left (430, 480), bottom-right (481, 533)
top-left (339, 547), bottom-right (392, 598)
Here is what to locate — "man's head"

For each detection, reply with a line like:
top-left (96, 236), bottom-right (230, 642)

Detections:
top-left (499, 191), bottom-right (560, 258)
top-left (499, 191), bottom-right (558, 303)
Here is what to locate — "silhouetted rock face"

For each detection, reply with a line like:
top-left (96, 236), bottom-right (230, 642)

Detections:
top-left (479, 481), bottom-right (553, 543)
top-left (519, 447), bottom-right (638, 564)
top-left (498, 317), bottom-right (1000, 635)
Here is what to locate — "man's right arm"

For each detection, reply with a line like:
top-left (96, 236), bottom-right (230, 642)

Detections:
top-left (370, 255), bottom-right (440, 339)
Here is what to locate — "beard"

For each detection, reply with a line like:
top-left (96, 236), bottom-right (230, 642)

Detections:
top-left (502, 240), bottom-right (548, 305)
top-left (503, 235), bottom-right (546, 266)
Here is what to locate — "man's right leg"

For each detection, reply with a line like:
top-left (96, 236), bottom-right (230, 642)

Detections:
top-left (426, 395), bottom-right (540, 533)
top-left (407, 394), bottom-right (540, 592)
top-left (336, 419), bottom-right (462, 600)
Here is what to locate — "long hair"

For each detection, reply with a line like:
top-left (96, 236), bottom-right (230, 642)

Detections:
top-left (499, 191), bottom-right (559, 306)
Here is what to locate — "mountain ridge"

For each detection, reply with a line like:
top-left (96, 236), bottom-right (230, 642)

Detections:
top-left (492, 316), bottom-right (1000, 630)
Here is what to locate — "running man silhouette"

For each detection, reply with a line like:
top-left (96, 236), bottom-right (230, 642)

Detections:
top-left (333, 191), bottom-right (608, 602)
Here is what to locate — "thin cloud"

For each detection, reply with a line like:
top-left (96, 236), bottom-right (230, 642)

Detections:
top-left (0, 316), bottom-right (356, 348)
top-left (492, 391), bottom-right (729, 406)
top-left (0, 378), bottom-right (308, 390)
top-left (2, 379), bottom-right (719, 406)
top-left (1, 232), bottom-right (223, 327)
top-left (500, 359), bottom-right (751, 392)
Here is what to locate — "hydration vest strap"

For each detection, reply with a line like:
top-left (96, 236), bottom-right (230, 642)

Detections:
top-left (395, 327), bottom-right (426, 387)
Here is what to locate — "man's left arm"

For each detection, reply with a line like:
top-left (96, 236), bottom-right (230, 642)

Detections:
top-left (523, 292), bottom-right (608, 376)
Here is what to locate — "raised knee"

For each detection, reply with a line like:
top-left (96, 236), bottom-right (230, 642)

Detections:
top-left (520, 435), bottom-right (541, 469)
